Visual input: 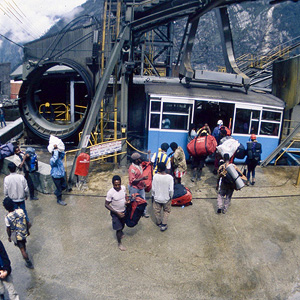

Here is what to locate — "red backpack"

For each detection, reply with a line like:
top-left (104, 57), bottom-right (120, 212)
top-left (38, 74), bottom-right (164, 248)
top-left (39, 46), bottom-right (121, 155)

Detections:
top-left (141, 161), bottom-right (153, 192)
top-left (187, 135), bottom-right (217, 157)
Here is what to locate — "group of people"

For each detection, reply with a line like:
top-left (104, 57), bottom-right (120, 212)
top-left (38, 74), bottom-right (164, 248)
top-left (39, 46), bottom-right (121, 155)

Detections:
top-left (0, 142), bottom-right (68, 298)
top-left (190, 119), bottom-right (262, 213)
top-left (105, 141), bottom-right (187, 251)
top-left (105, 124), bottom-right (263, 250)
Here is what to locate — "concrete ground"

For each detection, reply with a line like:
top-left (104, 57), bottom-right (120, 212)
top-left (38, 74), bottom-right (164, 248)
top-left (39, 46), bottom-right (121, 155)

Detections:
top-left (1, 162), bottom-right (300, 300)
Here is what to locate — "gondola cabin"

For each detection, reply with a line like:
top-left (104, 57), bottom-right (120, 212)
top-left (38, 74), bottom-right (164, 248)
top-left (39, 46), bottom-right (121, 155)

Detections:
top-left (135, 79), bottom-right (285, 161)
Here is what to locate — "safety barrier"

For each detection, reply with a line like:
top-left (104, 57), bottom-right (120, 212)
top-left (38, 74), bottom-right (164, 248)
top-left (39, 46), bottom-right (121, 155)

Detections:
top-left (39, 103), bottom-right (87, 122)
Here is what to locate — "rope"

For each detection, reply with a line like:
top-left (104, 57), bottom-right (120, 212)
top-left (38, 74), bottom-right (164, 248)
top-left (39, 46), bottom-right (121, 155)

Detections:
top-left (126, 140), bottom-right (149, 155)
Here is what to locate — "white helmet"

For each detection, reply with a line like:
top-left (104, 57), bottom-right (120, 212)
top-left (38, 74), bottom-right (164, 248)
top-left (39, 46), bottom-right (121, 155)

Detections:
top-left (217, 120), bottom-right (223, 126)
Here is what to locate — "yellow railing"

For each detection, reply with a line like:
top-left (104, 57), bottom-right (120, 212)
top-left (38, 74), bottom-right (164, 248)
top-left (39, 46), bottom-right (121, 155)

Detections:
top-left (39, 103), bottom-right (87, 122)
top-left (39, 103), bottom-right (69, 121)
top-left (274, 139), bottom-right (300, 166)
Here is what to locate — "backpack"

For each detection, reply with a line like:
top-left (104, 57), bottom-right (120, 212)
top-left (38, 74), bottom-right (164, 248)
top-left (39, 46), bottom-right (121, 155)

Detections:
top-left (171, 184), bottom-right (192, 206)
top-left (235, 143), bottom-right (246, 159)
top-left (247, 142), bottom-right (261, 161)
top-left (141, 161), bottom-right (153, 192)
top-left (25, 147), bottom-right (38, 172)
top-left (125, 193), bottom-right (147, 228)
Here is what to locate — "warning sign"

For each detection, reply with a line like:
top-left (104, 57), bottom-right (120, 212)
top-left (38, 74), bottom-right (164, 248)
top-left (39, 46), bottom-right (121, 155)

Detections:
top-left (90, 140), bottom-right (122, 159)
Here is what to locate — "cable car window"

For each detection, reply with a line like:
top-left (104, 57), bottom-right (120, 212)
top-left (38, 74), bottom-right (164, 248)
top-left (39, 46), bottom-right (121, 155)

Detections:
top-left (163, 103), bottom-right (190, 113)
top-left (161, 114), bottom-right (188, 130)
top-left (151, 101), bottom-right (161, 112)
top-left (260, 122), bottom-right (279, 136)
top-left (250, 120), bottom-right (259, 135)
top-left (262, 111), bottom-right (281, 122)
top-left (234, 108), bottom-right (261, 134)
top-left (150, 114), bottom-right (160, 129)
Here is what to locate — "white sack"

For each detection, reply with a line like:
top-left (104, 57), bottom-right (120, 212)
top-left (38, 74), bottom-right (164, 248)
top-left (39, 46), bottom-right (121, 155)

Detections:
top-left (47, 135), bottom-right (65, 153)
top-left (217, 138), bottom-right (239, 158)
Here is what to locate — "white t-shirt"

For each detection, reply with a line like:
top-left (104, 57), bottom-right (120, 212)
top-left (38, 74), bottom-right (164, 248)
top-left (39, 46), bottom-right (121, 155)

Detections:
top-left (106, 185), bottom-right (127, 212)
top-left (152, 173), bottom-right (174, 203)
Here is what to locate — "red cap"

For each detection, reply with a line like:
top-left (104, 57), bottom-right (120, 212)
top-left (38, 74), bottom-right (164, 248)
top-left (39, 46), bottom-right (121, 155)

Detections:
top-left (250, 134), bottom-right (256, 140)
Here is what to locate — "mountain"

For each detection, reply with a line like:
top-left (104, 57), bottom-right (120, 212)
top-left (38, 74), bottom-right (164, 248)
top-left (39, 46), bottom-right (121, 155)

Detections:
top-left (1, 0), bottom-right (300, 73)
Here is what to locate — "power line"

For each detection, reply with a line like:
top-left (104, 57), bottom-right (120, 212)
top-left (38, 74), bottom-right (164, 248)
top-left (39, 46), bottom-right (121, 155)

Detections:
top-left (0, 32), bottom-right (24, 48)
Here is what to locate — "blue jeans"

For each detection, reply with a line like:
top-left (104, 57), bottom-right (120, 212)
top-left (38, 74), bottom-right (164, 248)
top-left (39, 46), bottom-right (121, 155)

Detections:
top-left (128, 186), bottom-right (145, 199)
top-left (13, 201), bottom-right (29, 222)
top-left (52, 177), bottom-right (66, 201)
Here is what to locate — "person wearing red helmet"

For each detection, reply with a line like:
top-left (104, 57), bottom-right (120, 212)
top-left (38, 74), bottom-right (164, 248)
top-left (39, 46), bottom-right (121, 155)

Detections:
top-left (246, 134), bottom-right (262, 185)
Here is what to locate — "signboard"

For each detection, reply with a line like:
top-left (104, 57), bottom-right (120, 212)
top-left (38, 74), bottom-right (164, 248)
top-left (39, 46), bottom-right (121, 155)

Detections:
top-left (90, 140), bottom-right (122, 159)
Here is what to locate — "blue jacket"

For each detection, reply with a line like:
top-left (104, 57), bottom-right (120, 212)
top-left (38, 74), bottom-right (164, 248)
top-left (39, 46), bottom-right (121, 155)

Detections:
top-left (50, 150), bottom-right (65, 178)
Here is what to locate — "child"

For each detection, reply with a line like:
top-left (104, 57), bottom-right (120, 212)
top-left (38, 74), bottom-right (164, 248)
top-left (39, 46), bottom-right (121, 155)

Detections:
top-left (3, 197), bottom-right (33, 269)
top-left (105, 175), bottom-right (129, 251)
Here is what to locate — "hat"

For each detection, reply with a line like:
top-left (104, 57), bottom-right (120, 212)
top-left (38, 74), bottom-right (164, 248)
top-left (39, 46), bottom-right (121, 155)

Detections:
top-left (131, 152), bottom-right (141, 160)
top-left (161, 143), bottom-right (169, 151)
top-left (217, 120), bottom-right (223, 126)
top-left (250, 134), bottom-right (256, 140)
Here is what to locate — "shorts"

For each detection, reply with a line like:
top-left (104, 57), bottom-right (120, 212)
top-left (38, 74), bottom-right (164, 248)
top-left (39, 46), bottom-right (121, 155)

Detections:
top-left (174, 169), bottom-right (186, 178)
top-left (15, 239), bottom-right (26, 249)
top-left (111, 212), bottom-right (125, 231)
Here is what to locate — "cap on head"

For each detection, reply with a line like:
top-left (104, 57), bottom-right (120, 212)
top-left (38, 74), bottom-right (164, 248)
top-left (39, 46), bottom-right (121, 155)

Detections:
top-left (131, 152), bottom-right (141, 161)
top-left (161, 143), bottom-right (169, 151)
top-left (223, 153), bottom-right (230, 161)
top-left (217, 120), bottom-right (223, 126)
top-left (250, 134), bottom-right (256, 141)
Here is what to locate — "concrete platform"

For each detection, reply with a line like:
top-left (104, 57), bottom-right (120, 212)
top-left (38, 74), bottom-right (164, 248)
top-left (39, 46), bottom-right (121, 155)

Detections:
top-left (0, 164), bottom-right (300, 299)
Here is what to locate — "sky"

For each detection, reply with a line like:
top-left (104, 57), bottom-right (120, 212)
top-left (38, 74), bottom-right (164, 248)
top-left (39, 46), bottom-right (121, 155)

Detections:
top-left (0, 0), bottom-right (87, 47)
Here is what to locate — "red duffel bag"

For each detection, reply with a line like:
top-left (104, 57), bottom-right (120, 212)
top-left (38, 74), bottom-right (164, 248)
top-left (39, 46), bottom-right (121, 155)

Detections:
top-left (187, 134), bottom-right (217, 157)
top-left (171, 184), bottom-right (192, 206)
top-left (141, 161), bottom-right (153, 192)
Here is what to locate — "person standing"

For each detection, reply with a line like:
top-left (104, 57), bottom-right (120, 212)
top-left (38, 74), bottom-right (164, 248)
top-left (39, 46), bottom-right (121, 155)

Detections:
top-left (216, 153), bottom-right (247, 214)
top-left (0, 105), bottom-right (6, 128)
top-left (13, 146), bottom-right (38, 201)
top-left (4, 162), bottom-right (30, 224)
top-left (169, 142), bottom-right (187, 184)
top-left (105, 175), bottom-right (129, 251)
top-left (246, 134), bottom-right (262, 185)
top-left (0, 239), bottom-right (20, 299)
top-left (128, 152), bottom-right (148, 216)
top-left (191, 130), bottom-right (209, 182)
top-left (50, 145), bottom-right (67, 206)
top-left (152, 162), bottom-right (174, 231)
top-left (151, 143), bottom-right (171, 175)
top-left (3, 197), bottom-right (33, 269)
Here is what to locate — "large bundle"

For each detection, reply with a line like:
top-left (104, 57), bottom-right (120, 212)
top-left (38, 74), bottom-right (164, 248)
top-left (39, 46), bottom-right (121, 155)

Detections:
top-left (217, 138), bottom-right (239, 158)
top-left (141, 161), bottom-right (153, 192)
top-left (0, 143), bottom-right (14, 159)
top-left (47, 135), bottom-right (65, 153)
top-left (125, 193), bottom-right (147, 227)
top-left (187, 135), bottom-right (217, 157)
